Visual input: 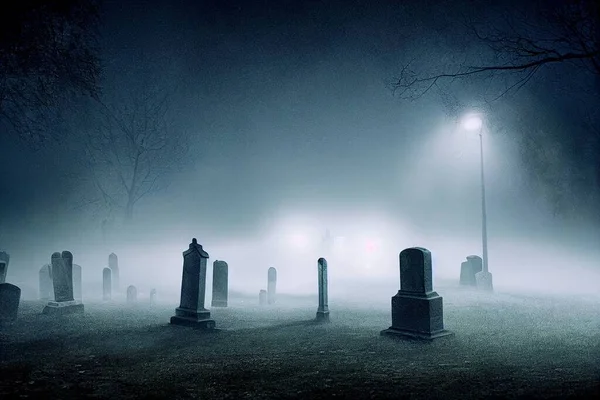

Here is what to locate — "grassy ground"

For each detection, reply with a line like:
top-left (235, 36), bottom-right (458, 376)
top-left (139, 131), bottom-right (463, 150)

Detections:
top-left (1, 287), bottom-right (599, 399)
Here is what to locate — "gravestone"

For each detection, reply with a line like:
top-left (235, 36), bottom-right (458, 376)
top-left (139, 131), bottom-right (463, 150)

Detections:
top-left (109, 253), bottom-right (120, 292)
top-left (211, 260), bottom-right (228, 307)
top-left (170, 238), bottom-right (216, 329)
top-left (73, 264), bottom-right (82, 301)
top-left (126, 285), bottom-right (137, 304)
top-left (102, 268), bottom-right (111, 301)
top-left (267, 267), bottom-right (277, 305)
top-left (459, 255), bottom-right (482, 286)
top-left (381, 247), bottom-right (453, 341)
top-left (0, 251), bottom-right (9, 284)
top-left (259, 289), bottom-right (267, 306)
top-left (39, 264), bottom-right (54, 300)
top-left (316, 258), bottom-right (330, 322)
top-left (43, 251), bottom-right (84, 315)
top-left (476, 268), bottom-right (494, 292)
top-left (150, 288), bottom-right (157, 305)
top-left (0, 283), bottom-right (21, 322)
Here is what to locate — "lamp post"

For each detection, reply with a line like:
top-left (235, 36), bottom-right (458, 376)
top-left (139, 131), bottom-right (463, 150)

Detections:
top-left (462, 114), bottom-right (493, 291)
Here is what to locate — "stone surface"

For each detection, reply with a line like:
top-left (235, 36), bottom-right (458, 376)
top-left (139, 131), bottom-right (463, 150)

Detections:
top-left (102, 268), bottom-right (111, 301)
top-left (267, 267), bottom-right (277, 305)
top-left (259, 289), bottom-right (267, 306)
top-left (459, 255), bottom-right (483, 286)
top-left (73, 264), bottom-right (82, 301)
top-left (42, 300), bottom-right (84, 315)
top-left (476, 271), bottom-right (494, 292)
top-left (43, 251), bottom-right (84, 315)
top-left (0, 283), bottom-right (21, 321)
top-left (381, 247), bottom-right (453, 341)
top-left (170, 238), bottom-right (215, 329)
top-left (211, 260), bottom-right (228, 307)
top-left (0, 251), bottom-right (9, 284)
top-left (126, 285), bottom-right (137, 304)
top-left (108, 253), bottom-right (120, 292)
top-left (39, 264), bottom-right (53, 300)
top-left (316, 257), bottom-right (329, 322)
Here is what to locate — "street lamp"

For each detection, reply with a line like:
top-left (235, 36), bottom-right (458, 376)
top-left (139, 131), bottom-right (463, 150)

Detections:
top-left (461, 113), bottom-right (493, 291)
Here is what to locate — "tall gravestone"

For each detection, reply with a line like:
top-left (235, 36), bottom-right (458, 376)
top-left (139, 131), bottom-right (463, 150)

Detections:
top-left (316, 258), bottom-right (330, 322)
top-left (43, 251), bottom-right (84, 315)
top-left (0, 283), bottom-right (21, 322)
top-left (211, 260), bottom-right (228, 307)
top-left (459, 255), bottom-right (483, 286)
top-left (0, 251), bottom-right (10, 284)
top-left (259, 290), bottom-right (267, 306)
top-left (73, 264), bottom-right (82, 301)
top-left (381, 247), bottom-right (453, 341)
top-left (126, 285), bottom-right (137, 304)
top-left (170, 238), bottom-right (216, 329)
top-left (102, 268), bottom-right (112, 301)
top-left (108, 253), bottom-right (120, 292)
top-left (267, 267), bottom-right (277, 305)
top-left (39, 264), bottom-right (54, 300)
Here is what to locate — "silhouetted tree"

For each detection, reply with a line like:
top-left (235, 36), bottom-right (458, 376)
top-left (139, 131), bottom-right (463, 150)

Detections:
top-left (0, 0), bottom-right (102, 146)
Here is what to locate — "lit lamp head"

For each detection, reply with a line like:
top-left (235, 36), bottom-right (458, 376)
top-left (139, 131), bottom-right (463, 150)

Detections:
top-left (462, 114), bottom-right (483, 132)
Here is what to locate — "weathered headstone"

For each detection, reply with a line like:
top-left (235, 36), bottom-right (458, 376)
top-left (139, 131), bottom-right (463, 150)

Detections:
top-left (109, 253), bottom-right (119, 292)
top-left (459, 255), bottom-right (483, 286)
top-left (73, 264), bottom-right (82, 301)
top-left (150, 288), bottom-right (157, 305)
top-left (102, 268), bottom-right (111, 301)
top-left (43, 251), bottom-right (84, 315)
top-left (381, 247), bottom-right (453, 341)
top-left (39, 264), bottom-right (54, 300)
top-left (475, 268), bottom-right (494, 292)
top-left (211, 260), bottom-right (228, 307)
top-left (126, 285), bottom-right (137, 304)
top-left (0, 283), bottom-right (21, 322)
top-left (0, 251), bottom-right (9, 284)
top-left (170, 238), bottom-right (216, 329)
top-left (316, 257), bottom-right (330, 322)
top-left (259, 289), bottom-right (267, 306)
top-left (267, 267), bottom-right (277, 305)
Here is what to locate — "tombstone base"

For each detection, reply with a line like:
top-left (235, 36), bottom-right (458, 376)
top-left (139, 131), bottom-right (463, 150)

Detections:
top-left (380, 327), bottom-right (454, 341)
top-left (42, 300), bottom-right (84, 315)
top-left (316, 310), bottom-right (330, 323)
top-left (475, 271), bottom-right (494, 292)
top-left (170, 307), bottom-right (216, 329)
top-left (211, 300), bottom-right (228, 307)
top-left (388, 291), bottom-right (447, 336)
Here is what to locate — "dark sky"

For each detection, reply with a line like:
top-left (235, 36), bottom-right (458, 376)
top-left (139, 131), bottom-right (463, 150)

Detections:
top-left (1, 0), bottom-right (599, 271)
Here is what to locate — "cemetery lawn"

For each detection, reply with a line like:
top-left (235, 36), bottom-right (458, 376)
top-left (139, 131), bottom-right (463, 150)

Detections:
top-left (1, 288), bottom-right (599, 399)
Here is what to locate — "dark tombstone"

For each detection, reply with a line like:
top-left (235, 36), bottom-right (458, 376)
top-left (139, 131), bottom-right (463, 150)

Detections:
top-left (170, 238), bottom-right (216, 329)
top-left (459, 255), bottom-right (483, 286)
top-left (0, 251), bottom-right (9, 284)
top-left (259, 289), bottom-right (267, 306)
top-left (150, 288), bottom-right (157, 305)
top-left (43, 251), bottom-right (84, 315)
top-left (108, 253), bottom-right (120, 292)
top-left (102, 268), bottom-right (111, 301)
top-left (316, 258), bottom-right (330, 322)
top-left (267, 267), bottom-right (277, 305)
top-left (0, 283), bottom-right (21, 322)
top-left (39, 264), bottom-right (54, 300)
top-left (73, 264), bottom-right (82, 301)
top-left (126, 285), bottom-right (137, 304)
top-left (381, 247), bottom-right (453, 341)
top-left (211, 260), bottom-right (228, 307)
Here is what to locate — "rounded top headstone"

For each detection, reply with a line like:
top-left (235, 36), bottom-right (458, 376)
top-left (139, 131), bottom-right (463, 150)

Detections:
top-left (62, 251), bottom-right (73, 260)
top-left (318, 258), bottom-right (327, 266)
top-left (466, 255), bottom-right (482, 261)
top-left (399, 247), bottom-right (433, 294)
top-left (51, 252), bottom-right (61, 259)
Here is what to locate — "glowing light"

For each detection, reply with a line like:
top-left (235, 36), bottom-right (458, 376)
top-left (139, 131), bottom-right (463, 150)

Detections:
top-left (462, 114), bottom-right (483, 131)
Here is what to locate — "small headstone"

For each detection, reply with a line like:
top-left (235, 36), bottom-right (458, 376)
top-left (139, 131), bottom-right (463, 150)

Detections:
top-left (267, 267), bottom-right (277, 305)
top-left (459, 255), bottom-right (482, 286)
top-left (0, 283), bottom-right (21, 322)
top-left (381, 247), bottom-right (453, 341)
top-left (126, 285), bottom-right (137, 304)
top-left (0, 251), bottom-right (10, 284)
top-left (211, 260), bottom-right (228, 307)
top-left (170, 238), bottom-right (216, 329)
top-left (108, 253), bottom-right (120, 292)
top-left (73, 264), bottom-right (82, 301)
top-left (102, 268), bottom-right (112, 301)
top-left (476, 269), bottom-right (494, 291)
top-left (259, 289), bottom-right (267, 306)
top-left (316, 258), bottom-right (330, 322)
top-left (42, 251), bottom-right (84, 315)
top-left (39, 264), bottom-right (54, 300)
top-left (150, 288), bottom-right (157, 305)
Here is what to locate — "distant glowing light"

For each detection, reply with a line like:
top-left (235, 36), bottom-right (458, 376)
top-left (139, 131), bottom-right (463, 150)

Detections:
top-left (365, 239), bottom-right (379, 253)
top-left (462, 114), bottom-right (483, 131)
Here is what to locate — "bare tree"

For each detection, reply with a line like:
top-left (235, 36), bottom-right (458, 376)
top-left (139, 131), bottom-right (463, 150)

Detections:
top-left (0, 0), bottom-right (102, 146)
